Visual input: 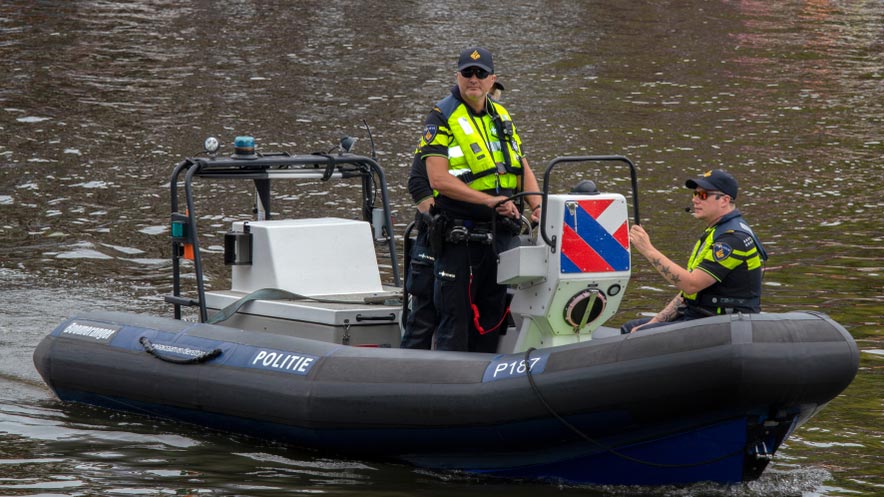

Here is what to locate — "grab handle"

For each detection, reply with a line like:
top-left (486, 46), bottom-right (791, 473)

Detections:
top-left (139, 337), bottom-right (222, 365)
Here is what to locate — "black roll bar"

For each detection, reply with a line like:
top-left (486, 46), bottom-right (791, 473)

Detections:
top-left (167, 152), bottom-right (400, 323)
top-left (539, 155), bottom-right (640, 252)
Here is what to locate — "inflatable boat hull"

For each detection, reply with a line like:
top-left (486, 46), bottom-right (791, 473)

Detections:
top-left (33, 311), bottom-right (858, 485)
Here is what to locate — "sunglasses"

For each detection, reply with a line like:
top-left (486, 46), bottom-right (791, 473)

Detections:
top-left (692, 190), bottom-right (724, 201)
top-left (460, 67), bottom-right (491, 79)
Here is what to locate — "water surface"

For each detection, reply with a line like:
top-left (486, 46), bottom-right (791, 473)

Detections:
top-left (1, 1), bottom-right (881, 495)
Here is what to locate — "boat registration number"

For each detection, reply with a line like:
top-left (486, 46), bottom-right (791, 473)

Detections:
top-left (482, 351), bottom-right (550, 382)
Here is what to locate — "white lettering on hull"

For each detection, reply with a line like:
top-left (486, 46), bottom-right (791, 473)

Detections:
top-left (252, 350), bottom-right (315, 374)
top-left (482, 352), bottom-right (550, 382)
top-left (62, 323), bottom-right (118, 341)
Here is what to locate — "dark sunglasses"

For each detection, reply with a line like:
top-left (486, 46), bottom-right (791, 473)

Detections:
top-left (460, 67), bottom-right (490, 79)
top-left (692, 190), bottom-right (724, 201)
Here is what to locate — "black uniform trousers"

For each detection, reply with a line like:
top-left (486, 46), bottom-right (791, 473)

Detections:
top-left (401, 225), bottom-right (436, 349)
top-left (433, 231), bottom-right (512, 352)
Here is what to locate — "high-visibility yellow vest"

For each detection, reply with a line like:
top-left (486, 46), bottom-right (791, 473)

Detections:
top-left (435, 95), bottom-right (523, 192)
top-left (682, 211), bottom-right (765, 308)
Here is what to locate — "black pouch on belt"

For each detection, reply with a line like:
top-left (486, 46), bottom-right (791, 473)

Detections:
top-left (427, 210), bottom-right (448, 257)
top-left (415, 209), bottom-right (433, 231)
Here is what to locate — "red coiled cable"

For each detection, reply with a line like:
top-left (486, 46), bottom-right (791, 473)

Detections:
top-left (468, 273), bottom-right (510, 335)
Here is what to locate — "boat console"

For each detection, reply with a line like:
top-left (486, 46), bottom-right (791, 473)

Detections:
top-left (204, 218), bottom-right (403, 346)
top-left (500, 191), bottom-right (632, 351)
top-left (497, 156), bottom-right (639, 351)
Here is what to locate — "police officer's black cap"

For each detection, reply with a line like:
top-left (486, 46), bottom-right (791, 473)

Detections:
top-left (458, 47), bottom-right (494, 73)
top-left (492, 81), bottom-right (505, 91)
top-left (685, 170), bottom-right (738, 199)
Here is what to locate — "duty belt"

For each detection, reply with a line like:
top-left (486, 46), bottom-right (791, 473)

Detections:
top-left (452, 217), bottom-right (521, 233)
top-left (446, 224), bottom-right (493, 245)
top-left (699, 295), bottom-right (760, 309)
top-left (450, 219), bottom-right (493, 230)
top-left (686, 295), bottom-right (760, 315)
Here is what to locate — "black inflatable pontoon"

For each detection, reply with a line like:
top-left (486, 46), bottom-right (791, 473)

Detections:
top-left (35, 309), bottom-right (858, 485)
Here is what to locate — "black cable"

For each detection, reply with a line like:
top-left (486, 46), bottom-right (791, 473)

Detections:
top-left (523, 347), bottom-right (748, 468)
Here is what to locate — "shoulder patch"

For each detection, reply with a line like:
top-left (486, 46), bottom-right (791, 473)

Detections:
top-left (712, 242), bottom-right (733, 262)
top-left (423, 124), bottom-right (438, 143)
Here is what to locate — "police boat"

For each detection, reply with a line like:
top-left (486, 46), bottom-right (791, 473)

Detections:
top-left (33, 136), bottom-right (859, 486)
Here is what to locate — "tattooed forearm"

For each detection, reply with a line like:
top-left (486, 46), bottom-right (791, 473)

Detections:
top-left (650, 257), bottom-right (662, 269)
top-left (657, 306), bottom-right (677, 322)
top-left (651, 257), bottom-right (681, 285)
top-left (655, 295), bottom-right (683, 322)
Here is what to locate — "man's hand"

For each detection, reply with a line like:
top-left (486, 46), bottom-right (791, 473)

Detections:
top-left (530, 205), bottom-right (541, 223)
top-left (487, 196), bottom-right (520, 219)
top-left (416, 197), bottom-right (435, 213)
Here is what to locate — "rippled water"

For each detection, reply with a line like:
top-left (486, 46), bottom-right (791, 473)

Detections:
top-left (1, 0), bottom-right (882, 495)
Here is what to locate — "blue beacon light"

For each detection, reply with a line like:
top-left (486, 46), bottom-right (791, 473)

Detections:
top-left (233, 136), bottom-right (257, 159)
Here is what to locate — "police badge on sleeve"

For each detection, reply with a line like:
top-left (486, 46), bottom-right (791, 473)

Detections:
top-left (712, 242), bottom-right (733, 262)
top-left (423, 124), bottom-right (438, 144)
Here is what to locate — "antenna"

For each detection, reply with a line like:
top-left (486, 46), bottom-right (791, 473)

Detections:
top-left (362, 120), bottom-right (377, 161)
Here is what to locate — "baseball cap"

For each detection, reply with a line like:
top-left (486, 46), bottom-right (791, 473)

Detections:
top-left (685, 170), bottom-right (738, 199)
top-left (457, 47), bottom-right (494, 73)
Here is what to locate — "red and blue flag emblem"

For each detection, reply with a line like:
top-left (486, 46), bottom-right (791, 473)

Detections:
top-left (560, 199), bottom-right (630, 273)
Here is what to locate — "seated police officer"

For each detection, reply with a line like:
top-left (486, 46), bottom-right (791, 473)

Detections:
top-left (420, 47), bottom-right (541, 352)
top-left (622, 170), bottom-right (767, 334)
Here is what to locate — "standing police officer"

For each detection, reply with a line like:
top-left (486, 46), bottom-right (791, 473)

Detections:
top-left (401, 77), bottom-right (508, 350)
top-left (418, 47), bottom-right (541, 352)
top-left (622, 170), bottom-right (767, 333)
top-left (400, 145), bottom-right (438, 349)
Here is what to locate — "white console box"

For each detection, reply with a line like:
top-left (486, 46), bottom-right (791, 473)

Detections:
top-left (498, 244), bottom-right (548, 285)
top-left (230, 218), bottom-right (384, 296)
